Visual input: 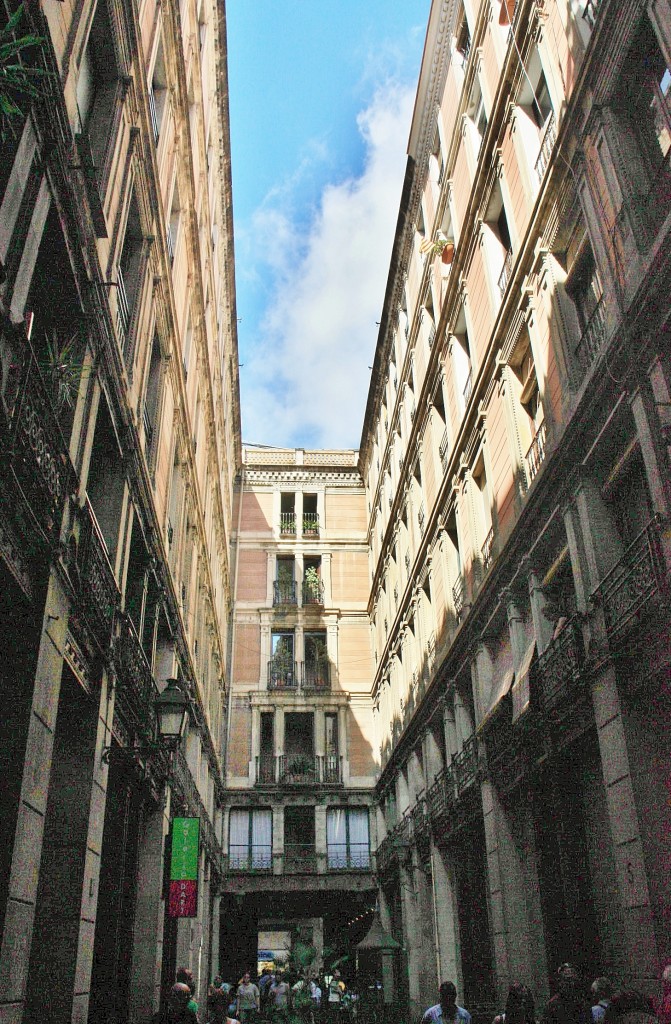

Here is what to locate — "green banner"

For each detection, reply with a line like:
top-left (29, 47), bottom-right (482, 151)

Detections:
top-left (170, 817), bottom-right (200, 881)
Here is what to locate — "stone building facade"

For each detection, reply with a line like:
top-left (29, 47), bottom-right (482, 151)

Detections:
top-left (362, 0), bottom-right (671, 1017)
top-left (0, 0), bottom-right (239, 1017)
top-left (222, 446), bottom-right (378, 980)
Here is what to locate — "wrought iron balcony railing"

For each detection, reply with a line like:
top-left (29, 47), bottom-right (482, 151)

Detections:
top-left (526, 420), bottom-right (547, 484)
top-left (302, 660), bottom-right (331, 691)
top-left (535, 616), bottom-right (584, 718)
top-left (575, 298), bottom-right (606, 370)
top-left (427, 765), bottom-right (456, 823)
top-left (327, 843), bottom-right (370, 870)
top-left (256, 753), bottom-right (277, 785)
top-left (78, 498), bottom-right (119, 649)
top-left (440, 428), bottom-right (450, 474)
top-left (498, 247), bottom-right (513, 298)
top-left (302, 512), bottom-right (319, 537)
top-left (267, 658), bottom-right (297, 690)
top-left (535, 111), bottom-right (557, 182)
top-left (595, 516), bottom-right (665, 648)
top-left (418, 504), bottom-right (426, 536)
top-left (114, 612), bottom-right (158, 742)
top-left (410, 797), bottom-right (430, 844)
top-left (279, 754), bottom-right (343, 786)
top-left (452, 575), bottom-right (466, 617)
top-left (273, 579), bottom-right (297, 605)
top-left (453, 736), bottom-right (479, 797)
top-left (482, 526), bottom-right (494, 572)
top-left (148, 86), bottom-right (160, 143)
top-left (284, 844), bottom-right (318, 873)
top-left (279, 511), bottom-right (296, 535)
top-left (302, 578), bottom-right (324, 606)
top-left (321, 753), bottom-right (342, 784)
top-left (227, 845), bottom-right (273, 872)
top-left (6, 337), bottom-right (77, 548)
top-left (463, 368), bottom-right (473, 406)
top-left (374, 834), bottom-right (397, 874)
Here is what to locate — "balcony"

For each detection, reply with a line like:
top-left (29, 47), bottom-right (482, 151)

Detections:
top-left (498, 247), bottom-right (513, 299)
top-left (375, 833), bottom-right (398, 875)
top-left (302, 660), bottom-right (331, 692)
top-left (427, 766), bottom-right (455, 826)
top-left (583, 0), bottom-right (600, 28)
top-left (535, 616), bottom-right (585, 721)
top-left (440, 428), bottom-right (450, 475)
top-left (410, 797), bottom-right (430, 846)
top-left (535, 111), bottom-right (557, 182)
top-left (481, 526), bottom-right (494, 572)
top-left (279, 512), bottom-right (296, 536)
top-left (526, 420), bottom-right (547, 484)
top-left (267, 658), bottom-right (297, 690)
top-left (595, 516), bottom-right (665, 650)
top-left (284, 844), bottom-right (317, 873)
top-left (462, 368), bottom-right (473, 407)
top-left (262, 753), bottom-right (343, 786)
top-left (115, 269), bottom-right (131, 350)
top-left (113, 612), bottom-right (158, 741)
top-left (77, 499), bottom-right (119, 650)
top-left (6, 337), bottom-right (77, 548)
top-left (418, 504), bottom-right (426, 536)
top-left (148, 86), bottom-right (160, 143)
top-left (452, 575), bottom-right (465, 618)
top-left (575, 298), bottom-right (606, 370)
top-left (327, 843), bottom-right (370, 871)
top-left (227, 845), bottom-right (273, 873)
top-left (302, 578), bottom-right (324, 606)
top-left (273, 579), bottom-right (297, 605)
top-left (453, 736), bottom-right (479, 797)
top-left (484, 711), bottom-right (527, 794)
top-left (302, 512), bottom-right (319, 538)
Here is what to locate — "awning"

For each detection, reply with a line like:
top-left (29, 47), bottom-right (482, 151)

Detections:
top-left (480, 668), bottom-right (514, 728)
top-left (511, 639), bottom-right (536, 723)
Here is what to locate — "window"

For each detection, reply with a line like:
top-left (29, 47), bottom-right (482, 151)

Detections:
top-left (269, 632), bottom-right (295, 689)
top-left (510, 331), bottom-right (546, 483)
top-left (303, 557), bottom-right (323, 606)
top-left (228, 809), bottom-right (272, 870)
top-left (614, 16), bottom-right (671, 180)
top-left (75, 0), bottom-right (119, 197)
top-left (149, 34), bottom-right (168, 144)
top-left (451, 305), bottom-right (473, 414)
top-left (303, 493), bottom-right (319, 536)
top-left (455, 10), bottom-right (471, 69)
top-left (467, 79), bottom-right (488, 158)
top-left (482, 183), bottom-right (512, 300)
top-left (143, 333), bottom-right (163, 470)
top-left (116, 190), bottom-right (143, 360)
top-left (280, 493), bottom-right (296, 535)
top-left (274, 557), bottom-right (296, 605)
top-left (168, 178), bottom-right (181, 266)
top-left (566, 238), bottom-right (604, 367)
top-left (304, 632), bottom-right (329, 690)
top-left (327, 808), bottom-right (370, 869)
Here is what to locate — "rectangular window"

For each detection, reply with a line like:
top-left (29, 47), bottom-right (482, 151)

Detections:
top-left (269, 632), bottom-right (295, 689)
top-left (326, 807), bottom-right (370, 869)
top-left (228, 809), bottom-right (272, 870)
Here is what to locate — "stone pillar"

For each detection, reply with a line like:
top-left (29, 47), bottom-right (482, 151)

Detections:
top-left (399, 863), bottom-right (421, 1018)
top-left (272, 805), bottom-right (284, 874)
top-left (630, 380), bottom-right (671, 562)
top-left (210, 895), bottom-right (221, 978)
top-left (129, 801), bottom-right (171, 1023)
top-left (315, 805), bottom-right (327, 870)
top-left (322, 553), bottom-right (332, 606)
top-left (573, 470), bottom-right (623, 589)
top-left (471, 639), bottom-right (494, 727)
top-left (423, 726), bottom-right (444, 787)
top-left (528, 569), bottom-right (554, 655)
top-left (430, 841), bottom-right (461, 990)
top-left (443, 698), bottom-right (458, 761)
top-left (338, 705), bottom-right (348, 783)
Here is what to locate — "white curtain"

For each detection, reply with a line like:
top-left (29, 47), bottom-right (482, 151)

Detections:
top-left (251, 809), bottom-right (272, 868)
top-left (348, 808), bottom-right (370, 868)
top-left (327, 808), bottom-right (347, 868)
top-left (229, 809), bottom-right (249, 869)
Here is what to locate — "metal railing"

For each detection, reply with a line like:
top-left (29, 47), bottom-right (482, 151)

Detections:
top-left (114, 612), bottom-right (158, 742)
top-left (535, 111), bottom-right (557, 182)
top-left (535, 616), bottom-right (584, 716)
top-left (327, 843), bottom-right (370, 870)
top-left (279, 512), bottom-right (296, 535)
top-left (284, 844), bottom-right (318, 873)
top-left (143, 401), bottom-right (154, 449)
top-left (583, 0), bottom-right (600, 28)
top-left (595, 516), bottom-right (665, 647)
top-left (440, 428), bottom-right (450, 474)
top-left (526, 420), bottom-right (547, 484)
top-left (463, 368), bottom-right (473, 406)
top-left (166, 226), bottom-right (174, 265)
top-left (452, 575), bottom-right (466, 617)
top-left (273, 579), bottom-right (297, 605)
top-left (78, 498), bottom-right (119, 649)
top-left (267, 658), bottom-right (297, 690)
top-left (148, 86), bottom-right (160, 143)
top-left (302, 512), bottom-right (319, 536)
top-left (453, 736), bottom-right (479, 797)
top-left (482, 526), bottom-right (495, 572)
top-left (302, 660), bottom-right (331, 691)
top-left (227, 845), bottom-right (273, 872)
top-left (427, 766), bottom-right (456, 822)
top-left (498, 247), bottom-right (513, 298)
top-left (116, 268), bottom-right (130, 346)
top-left (575, 298), bottom-right (606, 369)
top-left (418, 505), bottom-right (426, 536)
top-left (275, 754), bottom-right (344, 786)
top-left (256, 753), bottom-right (276, 784)
top-left (302, 578), bottom-right (325, 605)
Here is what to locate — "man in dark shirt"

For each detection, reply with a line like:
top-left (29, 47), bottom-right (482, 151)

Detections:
top-left (153, 983), bottom-right (200, 1023)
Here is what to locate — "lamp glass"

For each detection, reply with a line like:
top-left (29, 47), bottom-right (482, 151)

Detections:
top-left (156, 679), bottom-right (189, 742)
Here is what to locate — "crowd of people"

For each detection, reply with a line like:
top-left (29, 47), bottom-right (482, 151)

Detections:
top-left (153, 960), bottom-right (671, 1024)
top-left (421, 965), bottom-right (671, 1024)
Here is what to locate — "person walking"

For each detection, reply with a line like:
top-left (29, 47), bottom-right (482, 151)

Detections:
top-left (236, 971), bottom-right (260, 1024)
top-left (269, 973), bottom-right (292, 1016)
top-left (153, 983), bottom-right (200, 1023)
top-left (422, 981), bottom-right (472, 1024)
top-left (591, 979), bottom-right (613, 1024)
top-left (206, 988), bottom-right (241, 1024)
top-left (543, 964), bottom-right (590, 1024)
top-left (176, 967), bottom-right (200, 1019)
top-left (327, 970), bottom-right (346, 1018)
top-left (493, 983), bottom-right (536, 1024)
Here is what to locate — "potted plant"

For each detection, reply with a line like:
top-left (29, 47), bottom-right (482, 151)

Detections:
top-left (432, 237), bottom-right (455, 264)
top-left (303, 565), bottom-right (322, 603)
top-left (1, 5), bottom-right (50, 143)
top-left (286, 753), bottom-right (314, 780)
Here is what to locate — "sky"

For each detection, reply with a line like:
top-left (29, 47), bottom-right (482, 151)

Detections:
top-left (227, 1), bottom-right (431, 451)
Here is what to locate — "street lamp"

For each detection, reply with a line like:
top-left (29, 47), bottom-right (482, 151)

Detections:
top-left (102, 677), bottom-right (191, 764)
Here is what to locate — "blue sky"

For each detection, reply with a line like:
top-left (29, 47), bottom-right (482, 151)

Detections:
top-left (227, 1), bottom-right (430, 450)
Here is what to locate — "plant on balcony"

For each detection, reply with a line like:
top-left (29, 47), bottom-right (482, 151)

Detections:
top-left (303, 565), bottom-right (322, 602)
top-left (302, 516), bottom-right (319, 535)
top-left (1, 5), bottom-right (50, 142)
top-left (40, 328), bottom-right (87, 412)
top-left (286, 753), bottom-right (314, 779)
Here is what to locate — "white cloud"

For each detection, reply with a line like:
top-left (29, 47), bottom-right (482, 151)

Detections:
top-left (240, 81), bottom-right (415, 450)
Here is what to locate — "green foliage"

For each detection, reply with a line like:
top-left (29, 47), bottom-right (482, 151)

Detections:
top-left (0, 5), bottom-right (49, 142)
top-left (40, 328), bottom-right (86, 412)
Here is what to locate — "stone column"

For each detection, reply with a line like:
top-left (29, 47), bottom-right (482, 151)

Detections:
top-left (443, 698), bottom-right (458, 761)
top-left (430, 841), bottom-right (461, 991)
top-left (210, 894), bottom-right (221, 978)
top-left (399, 863), bottom-right (421, 1018)
top-left (129, 800), bottom-right (171, 1023)
top-left (423, 726), bottom-right (444, 788)
top-left (322, 553), bottom-right (332, 606)
top-left (528, 569), bottom-right (554, 655)
top-left (272, 805), bottom-right (284, 874)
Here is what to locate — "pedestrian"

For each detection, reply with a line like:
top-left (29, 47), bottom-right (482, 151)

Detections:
top-left (603, 990), bottom-right (656, 1024)
top-left (591, 979), bottom-right (614, 1023)
top-left (656, 967), bottom-right (671, 1024)
top-left (177, 967), bottom-right (200, 1019)
top-left (236, 971), bottom-right (260, 1024)
top-left (269, 973), bottom-right (292, 1016)
top-left (311, 978), bottom-right (322, 1011)
top-left (327, 970), bottom-right (346, 1017)
top-left (153, 983), bottom-right (200, 1023)
top-left (543, 964), bottom-right (590, 1024)
top-left (422, 981), bottom-right (472, 1024)
top-left (206, 988), bottom-right (241, 1024)
top-left (493, 983), bottom-right (536, 1024)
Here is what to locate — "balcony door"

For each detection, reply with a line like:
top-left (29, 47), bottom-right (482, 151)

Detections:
top-left (284, 806), bottom-right (316, 871)
top-left (284, 713), bottom-right (314, 779)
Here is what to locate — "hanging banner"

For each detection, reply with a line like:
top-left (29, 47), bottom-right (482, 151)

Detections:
top-left (168, 816), bottom-right (200, 918)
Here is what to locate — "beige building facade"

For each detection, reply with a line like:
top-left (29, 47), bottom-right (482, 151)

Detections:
top-left (222, 446), bottom-right (378, 977)
top-left (362, 0), bottom-right (671, 1017)
top-left (0, 0), bottom-right (239, 1018)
